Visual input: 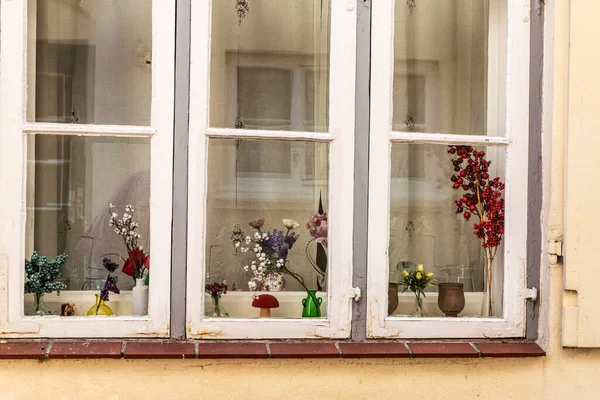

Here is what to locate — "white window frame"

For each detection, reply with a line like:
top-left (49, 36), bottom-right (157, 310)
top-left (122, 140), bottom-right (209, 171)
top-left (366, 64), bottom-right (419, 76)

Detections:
top-left (367, 0), bottom-right (530, 338)
top-left (186, 0), bottom-right (356, 339)
top-left (0, 0), bottom-right (175, 337)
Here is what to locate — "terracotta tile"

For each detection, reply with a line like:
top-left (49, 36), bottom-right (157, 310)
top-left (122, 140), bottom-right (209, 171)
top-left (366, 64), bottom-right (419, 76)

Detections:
top-left (407, 342), bottom-right (479, 358)
top-left (50, 342), bottom-right (122, 359)
top-left (124, 342), bottom-right (195, 359)
top-left (198, 343), bottom-right (268, 359)
top-left (475, 342), bottom-right (545, 358)
top-left (0, 342), bottom-right (48, 359)
top-left (270, 343), bottom-right (339, 358)
top-left (339, 343), bottom-right (410, 358)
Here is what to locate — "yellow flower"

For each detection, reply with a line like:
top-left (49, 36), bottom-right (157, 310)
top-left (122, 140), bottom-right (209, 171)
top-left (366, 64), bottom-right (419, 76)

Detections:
top-left (416, 272), bottom-right (422, 280)
top-left (401, 270), bottom-right (409, 277)
top-left (417, 264), bottom-right (424, 272)
top-left (425, 272), bottom-right (433, 278)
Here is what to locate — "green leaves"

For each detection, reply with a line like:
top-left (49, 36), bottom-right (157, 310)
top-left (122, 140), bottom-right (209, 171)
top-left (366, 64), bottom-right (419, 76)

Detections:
top-left (24, 251), bottom-right (68, 295)
top-left (398, 267), bottom-right (436, 297)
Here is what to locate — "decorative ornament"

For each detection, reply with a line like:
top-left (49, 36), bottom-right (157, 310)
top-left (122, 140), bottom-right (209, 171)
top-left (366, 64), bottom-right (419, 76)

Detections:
top-left (405, 110), bottom-right (415, 132)
top-left (407, 0), bottom-right (416, 14)
top-left (235, 0), bottom-right (250, 26)
top-left (230, 224), bottom-right (245, 253)
top-left (71, 104), bottom-right (80, 123)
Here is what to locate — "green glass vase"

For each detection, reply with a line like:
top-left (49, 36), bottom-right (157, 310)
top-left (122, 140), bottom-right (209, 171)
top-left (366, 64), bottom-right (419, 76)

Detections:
top-left (302, 290), bottom-right (322, 318)
top-left (87, 294), bottom-right (113, 316)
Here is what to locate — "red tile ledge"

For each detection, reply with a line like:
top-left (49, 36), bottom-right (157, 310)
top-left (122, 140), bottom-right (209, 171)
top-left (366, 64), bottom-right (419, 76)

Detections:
top-left (474, 342), bottom-right (546, 358)
top-left (270, 343), bottom-right (340, 358)
top-left (339, 342), bottom-right (409, 358)
top-left (124, 342), bottom-right (195, 359)
top-left (407, 342), bottom-right (479, 358)
top-left (198, 343), bottom-right (268, 359)
top-left (50, 342), bottom-right (122, 359)
top-left (0, 341), bottom-right (545, 359)
top-left (0, 342), bottom-right (48, 360)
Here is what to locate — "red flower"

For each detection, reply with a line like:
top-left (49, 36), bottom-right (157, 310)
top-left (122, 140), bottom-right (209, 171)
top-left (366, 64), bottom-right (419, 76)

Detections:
top-left (122, 247), bottom-right (149, 277)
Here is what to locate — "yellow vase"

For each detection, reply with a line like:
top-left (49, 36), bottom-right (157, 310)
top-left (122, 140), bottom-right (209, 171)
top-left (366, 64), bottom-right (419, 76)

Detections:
top-left (87, 294), bottom-right (113, 316)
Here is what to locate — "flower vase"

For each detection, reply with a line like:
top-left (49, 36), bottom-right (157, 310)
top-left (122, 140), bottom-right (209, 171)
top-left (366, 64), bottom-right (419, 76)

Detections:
top-left (205, 296), bottom-right (229, 318)
top-left (388, 283), bottom-right (399, 315)
top-left (31, 293), bottom-right (51, 316)
top-left (87, 294), bottom-right (113, 316)
top-left (481, 256), bottom-right (494, 317)
top-left (301, 290), bottom-right (322, 318)
top-left (410, 295), bottom-right (426, 317)
top-left (259, 271), bottom-right (286, 292)
top-left (132, 278), bottom-right (149, 316)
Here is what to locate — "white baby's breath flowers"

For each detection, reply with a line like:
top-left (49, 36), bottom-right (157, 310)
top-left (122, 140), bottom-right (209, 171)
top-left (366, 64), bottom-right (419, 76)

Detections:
top-left (282, 218), bottom-right (300, 230)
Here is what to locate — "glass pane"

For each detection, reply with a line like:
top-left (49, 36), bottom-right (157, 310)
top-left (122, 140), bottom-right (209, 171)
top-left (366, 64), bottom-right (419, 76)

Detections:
top-left (27, 0), bottom-right (152, 125)
top-left (205, 139), bottom-right (329, 318)
top-left (393, 1), bottom-right (506, 135)
top-left (210, 1), bottom-right (330, 132)
top-left (25, 135), bottom-right (151, 316)
top-left (388, 143), bottom-right (506, 318)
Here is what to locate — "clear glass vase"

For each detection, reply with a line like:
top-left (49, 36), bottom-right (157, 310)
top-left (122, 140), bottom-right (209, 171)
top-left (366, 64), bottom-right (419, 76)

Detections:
top-left (31, 293), bottom-right (51, 316)
top-left (410, 295), bottom-right (426, 317)
top-left (205, 296), bottom-right (229, 318)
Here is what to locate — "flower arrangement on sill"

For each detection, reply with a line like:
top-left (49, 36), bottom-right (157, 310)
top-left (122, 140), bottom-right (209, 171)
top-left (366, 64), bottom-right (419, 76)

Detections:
top-left (108, 204), bottom-right (150, 283)
top-left (24, 251), bottom-right (68, 315)
top-left (205, 282), bottom-right (228, 317)
top-left (235, 218), bottom-right (307, 293)
top-left (399, 264), bottom-right (435, 317)
top-left (448, 145), bottom-right (505, 317)
top-left (87, 258), bottom-right (121, 316)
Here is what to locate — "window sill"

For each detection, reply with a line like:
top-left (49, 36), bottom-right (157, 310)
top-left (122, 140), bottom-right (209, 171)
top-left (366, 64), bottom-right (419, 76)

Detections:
top-left (0, 340), bottom-right (545, 360)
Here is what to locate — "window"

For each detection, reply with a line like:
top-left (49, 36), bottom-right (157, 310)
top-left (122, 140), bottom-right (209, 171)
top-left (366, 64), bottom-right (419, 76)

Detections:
top-left (368, 0), bottom-right (530, 338)
top-left (186, 0), bottom-right (355, 339)
top-left (0, 0), bottom-right (174, 337)
top-left (0, 0), bottom-right (532, 341)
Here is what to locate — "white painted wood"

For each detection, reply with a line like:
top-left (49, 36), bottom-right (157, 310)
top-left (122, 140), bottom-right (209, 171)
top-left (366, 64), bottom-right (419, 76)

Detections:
top-left (22, 123), bottom-right (156, 137)
top-left (0, 0), bottom-right (175, 338)
top-left (367, 0), bottom-right (529, 338)
top-left (187, 0), bottom-right (356, 339)
top-left (390, 132), bottom-right (510, 146)
top-left (207, 127), bottom-right (334, 142)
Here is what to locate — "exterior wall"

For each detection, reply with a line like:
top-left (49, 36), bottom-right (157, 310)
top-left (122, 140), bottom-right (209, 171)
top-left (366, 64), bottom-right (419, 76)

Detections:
top-left (2, 1), bottom-right (600, 399)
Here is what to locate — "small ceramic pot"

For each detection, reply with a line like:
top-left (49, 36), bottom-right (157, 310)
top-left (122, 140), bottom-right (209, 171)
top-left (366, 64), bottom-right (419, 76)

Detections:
top-left (388, 283), bottom-right (399, 315)
top-left (438, 283), bottom-right (465, 317)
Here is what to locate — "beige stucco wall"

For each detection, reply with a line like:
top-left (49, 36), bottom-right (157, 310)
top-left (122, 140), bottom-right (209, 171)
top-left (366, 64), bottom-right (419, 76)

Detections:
top-left (2, 1), bottom-right (599, 399)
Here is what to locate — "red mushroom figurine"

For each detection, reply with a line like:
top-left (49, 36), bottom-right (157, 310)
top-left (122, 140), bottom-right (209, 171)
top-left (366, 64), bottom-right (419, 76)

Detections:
top-left (252, 294), bottom-right (279, 318)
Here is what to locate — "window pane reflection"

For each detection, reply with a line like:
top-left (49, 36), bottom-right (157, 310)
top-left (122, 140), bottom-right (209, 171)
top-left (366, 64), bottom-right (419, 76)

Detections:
top-left (210, 1), bottom-right (330, 132)
top-left (25, 135), bottom-right (151, 316)
top-left (205, 139), bottom-right (329, 318)
top-left (28, 0), bottom-right (152, 125)
top-left (388, 143), bottom-right (505, 317)
top-left (393, 0), bottom-right (506, 136)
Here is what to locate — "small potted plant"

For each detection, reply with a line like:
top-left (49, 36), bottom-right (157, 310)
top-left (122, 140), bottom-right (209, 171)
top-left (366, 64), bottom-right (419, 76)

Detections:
top-left (108, 203), bottom-right (150, 315)
top-left (205, 282), bottom-right (228, 317)
top-left (24, 251), bottom-right (68, 316)
top-left (399, 264), bottom-right (435, 317)
top-left (87, 258), bottom-right (120, 316)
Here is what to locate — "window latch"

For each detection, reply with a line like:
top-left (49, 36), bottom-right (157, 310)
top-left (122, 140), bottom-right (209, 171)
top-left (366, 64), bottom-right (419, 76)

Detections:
top-left (525, 287), bottom-right (538, 302)
top-left (348, 287), bottom-right (361, 301)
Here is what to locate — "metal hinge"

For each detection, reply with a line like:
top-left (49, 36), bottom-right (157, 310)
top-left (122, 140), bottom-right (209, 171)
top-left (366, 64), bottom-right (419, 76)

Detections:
top-left (549, 240), bottom-right (563, 257)
top-left (347, 287), bottom-right (361, 301)
top-left (525, 287), bottom-right (538, 302)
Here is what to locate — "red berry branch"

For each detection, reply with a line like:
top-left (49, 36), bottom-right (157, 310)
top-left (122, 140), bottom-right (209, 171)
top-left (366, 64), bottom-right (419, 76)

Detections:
top-left (448, 145), bottom-right (505, 316)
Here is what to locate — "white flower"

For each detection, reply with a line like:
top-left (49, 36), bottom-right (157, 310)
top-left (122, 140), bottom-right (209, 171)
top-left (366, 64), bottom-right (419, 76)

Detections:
top-left (112, 213), bottom-right (118, 218)
top-left (249, 281), bottom-right (257, 290)
top-left (245, 237), bottom-right (251, 244)
top-left (282, 218), bottom-right (300, 230)
top-left (243, 266), bottom-right (249, 271)
top-left (262, 233), bottom-right (267, 238)
top-left (109, 203), bottom-right (114, 208)
top-left (235, 242), bottom-right (240, 248)
top-left (260, 262), bottom-right (265, 267)
top-left (251, 265), bottom-right (257, 271)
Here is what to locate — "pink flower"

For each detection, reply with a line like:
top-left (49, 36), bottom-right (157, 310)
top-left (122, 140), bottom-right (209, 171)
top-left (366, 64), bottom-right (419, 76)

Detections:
top-left (249, 218), bottom-right (265, 230)
top-left (306, 213), bottom-right (328, 242)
